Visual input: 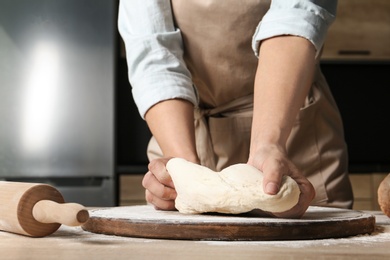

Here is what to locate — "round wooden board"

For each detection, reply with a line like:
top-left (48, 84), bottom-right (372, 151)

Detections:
top-left (82, 205), bottom-right (375, 241)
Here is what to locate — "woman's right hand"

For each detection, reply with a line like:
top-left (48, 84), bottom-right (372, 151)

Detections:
top-left (142, 157), bottom-right (177, 210)
top-left (142, 99), bottom-right (199, 210)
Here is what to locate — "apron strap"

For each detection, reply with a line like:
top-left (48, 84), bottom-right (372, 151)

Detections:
top-left (194, 94), bottom-right (253, 169)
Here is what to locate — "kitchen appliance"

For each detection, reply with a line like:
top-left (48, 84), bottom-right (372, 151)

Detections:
top-left (0, 0), bottom-right (117, 206)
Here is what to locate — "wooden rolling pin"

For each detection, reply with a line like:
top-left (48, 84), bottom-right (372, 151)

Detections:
top-left (0, 181), bottom-right (89, 237)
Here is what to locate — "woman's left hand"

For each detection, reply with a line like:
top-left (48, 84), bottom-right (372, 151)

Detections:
top-left (248, 144), bottom-right (315, 218)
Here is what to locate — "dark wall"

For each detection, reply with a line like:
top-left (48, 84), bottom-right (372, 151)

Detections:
top-left (116, 58), bottom-right (151, 172)
top-left (321, 61), bottom-right (390, 172)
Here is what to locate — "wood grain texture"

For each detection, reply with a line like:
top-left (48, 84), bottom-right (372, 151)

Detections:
top-left (322, 0), bottom-right (390, 60)
top-left (0, 181), bottom-right (64, 237)
top-left (32, 200), bottom-right (89, 226)
top-left (82, 205), bottom-right (375, 241)
top-left (1, 210), bottom-right (389, 260)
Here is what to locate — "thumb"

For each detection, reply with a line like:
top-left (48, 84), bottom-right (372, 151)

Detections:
top-left (264, 181), bottom-right (280, 195)
top-left (262, 169), bottom-right (283, 195)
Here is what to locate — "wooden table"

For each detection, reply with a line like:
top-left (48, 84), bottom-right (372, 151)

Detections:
top-left (1, 211), bottom-right (389, 260)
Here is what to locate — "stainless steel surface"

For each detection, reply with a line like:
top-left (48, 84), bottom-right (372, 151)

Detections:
top-left (0, 0), bottom-right (116, 206)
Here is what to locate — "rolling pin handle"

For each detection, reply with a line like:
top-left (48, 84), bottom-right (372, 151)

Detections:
top-left (32, 200), bottom-right (89, 226)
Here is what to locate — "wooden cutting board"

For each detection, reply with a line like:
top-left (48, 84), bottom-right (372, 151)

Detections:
top-left (82, 205), bottom-right (375, 241)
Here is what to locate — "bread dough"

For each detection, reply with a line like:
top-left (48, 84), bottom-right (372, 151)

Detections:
top-left (166, 158), bottom-right (300, 214)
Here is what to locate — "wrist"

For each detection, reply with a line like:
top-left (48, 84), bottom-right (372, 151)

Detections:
top-left (165, 150), bottom-right (200, 165)
top-left (145, 99), bottom-right (199, 164)
top-left (249, 124), bottom-right (289, 152)
top-left (248, 141), bottom-right (286, 167)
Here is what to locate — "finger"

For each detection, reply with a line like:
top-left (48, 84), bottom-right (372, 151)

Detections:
top-left (286, 166), bottom-right (316, 206)
top-left (145, 189), bottom-right (176, 211)
top-left (142, 171), bottom-right (177, 201)
top-left (148, 158), bottom-right (175, 188)
top-left (273, 175), bottom-right (315, 218)
top-left (296, 177), bottom-right (316, 208)
top-left (261, 159), bottom-right (285, 195)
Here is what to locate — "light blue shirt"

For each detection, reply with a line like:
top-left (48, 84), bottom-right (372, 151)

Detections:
top-left (118, 0), bottom-right (337, 118)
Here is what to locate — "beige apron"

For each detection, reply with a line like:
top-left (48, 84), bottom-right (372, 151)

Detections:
top-left (148, 0), bottom-right (353, 209)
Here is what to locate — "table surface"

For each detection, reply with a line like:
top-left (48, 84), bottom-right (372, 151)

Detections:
top-left (1, 210), bottom-right (389, 260)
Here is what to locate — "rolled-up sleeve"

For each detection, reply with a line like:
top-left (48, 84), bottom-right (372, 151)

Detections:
top-left (118, 0), bottom-right (197, 118)
top-left (252, 0), bottom-right (337, 57)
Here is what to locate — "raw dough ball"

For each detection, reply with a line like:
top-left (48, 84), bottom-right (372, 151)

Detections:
top-left (378, 173), bottom-right (390, 217)
top-left (166, 158), bottom-right (300, 214)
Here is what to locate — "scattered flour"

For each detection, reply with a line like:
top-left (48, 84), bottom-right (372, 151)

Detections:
top-left (57, 224), bottom-right (390, 249)
top-left (198, 226), bottom-right (390, 248)
top-left (88, 205), bottom-right (373, 224)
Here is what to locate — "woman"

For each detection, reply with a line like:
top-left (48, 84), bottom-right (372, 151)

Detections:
top-left (118, 0), bottom-right (353, 218)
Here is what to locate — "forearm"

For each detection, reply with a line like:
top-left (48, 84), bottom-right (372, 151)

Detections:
top-left (145, 99), bottom-right (199, 163)
top-left (249, 36), bottom-right (316, 158)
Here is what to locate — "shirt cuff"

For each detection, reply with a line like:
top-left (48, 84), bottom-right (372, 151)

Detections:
top-left (252, 6), bottom-right (335, 58)
top-left (132, 72), bottom-right (198, 119)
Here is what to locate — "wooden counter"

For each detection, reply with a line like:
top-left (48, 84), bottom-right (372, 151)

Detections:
top-left (1, 211), bottom-right (389, 260)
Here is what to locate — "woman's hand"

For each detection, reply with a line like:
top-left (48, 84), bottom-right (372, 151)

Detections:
top-left (249, 36), bottom-right (317, 218)
top-left (145, 149), bottom-right (314, 217)
top-left (248, 144), bottom-right (315, 218)
top-left (142, 157), bottom-right (177, 210)
top-left (143, 98), bottom-right (199, 210)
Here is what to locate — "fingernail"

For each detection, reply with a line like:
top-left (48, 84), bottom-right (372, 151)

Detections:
top-left (265, 183), bottom-right (279, 195)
